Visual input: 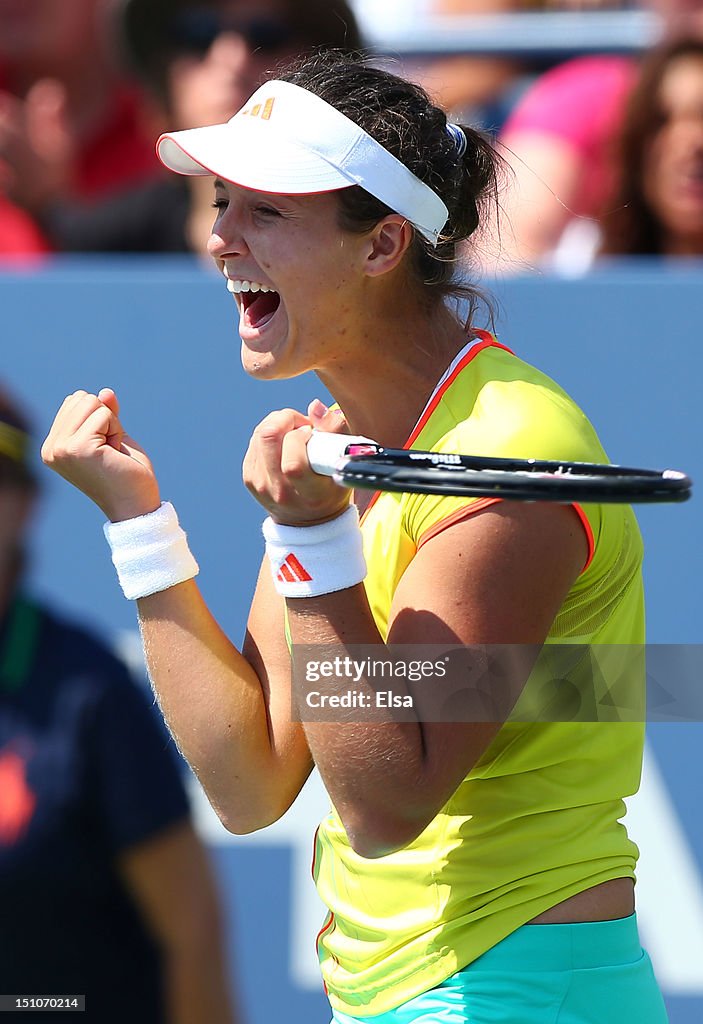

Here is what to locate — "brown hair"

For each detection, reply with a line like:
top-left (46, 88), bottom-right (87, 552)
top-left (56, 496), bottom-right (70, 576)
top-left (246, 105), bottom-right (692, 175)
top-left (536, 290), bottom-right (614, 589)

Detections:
top-left (279, 50), bottom-right (502, 325)
top-left (600, 38), bottom-right (703, 256)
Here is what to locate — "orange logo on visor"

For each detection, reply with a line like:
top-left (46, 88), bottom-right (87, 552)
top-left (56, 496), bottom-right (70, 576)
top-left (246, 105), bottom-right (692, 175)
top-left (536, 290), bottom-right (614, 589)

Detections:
top-left (241, 97), bottom-right (276, 121)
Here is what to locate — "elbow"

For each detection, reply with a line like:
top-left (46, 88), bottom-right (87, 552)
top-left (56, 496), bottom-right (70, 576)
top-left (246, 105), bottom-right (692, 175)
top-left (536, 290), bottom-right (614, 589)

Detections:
top-left (218, 814), bottom-right (267, 837)
top-left (342, 809), bottom-right (429, 860)
top-left (216, 807), bottom-right (280, 836)
top-left (199, 763), bottom-right (309, 836)
top-left (212, 794), bottom-right (294, 837)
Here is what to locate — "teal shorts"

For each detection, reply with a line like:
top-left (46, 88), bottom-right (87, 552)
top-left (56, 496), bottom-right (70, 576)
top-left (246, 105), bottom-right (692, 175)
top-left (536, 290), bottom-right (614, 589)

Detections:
top-left (330, 914), bottom-right (668, 1024)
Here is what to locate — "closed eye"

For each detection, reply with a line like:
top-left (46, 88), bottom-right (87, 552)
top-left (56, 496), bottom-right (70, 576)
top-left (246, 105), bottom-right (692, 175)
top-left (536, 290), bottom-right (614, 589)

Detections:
top-left (254, 205), bottom-right (281, 218)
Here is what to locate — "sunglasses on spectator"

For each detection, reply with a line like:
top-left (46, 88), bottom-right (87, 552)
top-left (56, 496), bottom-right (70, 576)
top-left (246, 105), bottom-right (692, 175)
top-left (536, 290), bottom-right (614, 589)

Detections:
top-left (170, 10), bottom-right (295, 54)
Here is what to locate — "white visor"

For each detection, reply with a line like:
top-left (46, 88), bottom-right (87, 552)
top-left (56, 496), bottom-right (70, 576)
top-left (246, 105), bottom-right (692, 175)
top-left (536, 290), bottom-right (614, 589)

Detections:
top-left (157, 79), bottom-right (449, 246)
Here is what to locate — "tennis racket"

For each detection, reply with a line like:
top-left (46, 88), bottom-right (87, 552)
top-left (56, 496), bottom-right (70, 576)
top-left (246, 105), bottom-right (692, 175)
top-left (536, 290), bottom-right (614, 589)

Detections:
top-left (306, 431), bottom-right (692, 504)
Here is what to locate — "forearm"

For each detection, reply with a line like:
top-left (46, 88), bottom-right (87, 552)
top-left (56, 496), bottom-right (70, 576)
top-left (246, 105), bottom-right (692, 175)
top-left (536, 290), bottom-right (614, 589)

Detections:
top-left (40, 393), bottom-right (313, 831)
top-left (137, 579), bottom-right (306, 831)
top-left (287, 587), bottom-right (432, 854)
top-left (286, 576), bottom-right (521, 856)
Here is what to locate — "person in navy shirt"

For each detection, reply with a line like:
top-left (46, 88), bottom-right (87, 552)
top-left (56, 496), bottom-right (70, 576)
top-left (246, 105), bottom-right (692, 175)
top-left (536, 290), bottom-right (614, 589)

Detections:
top-left (0, 385), bottom-right (238, 1022)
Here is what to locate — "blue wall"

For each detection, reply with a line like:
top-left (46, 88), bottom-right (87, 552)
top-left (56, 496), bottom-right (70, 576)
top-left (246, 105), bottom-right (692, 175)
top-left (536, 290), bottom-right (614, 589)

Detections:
top-left (2, 259), bottom-right (701, 1022)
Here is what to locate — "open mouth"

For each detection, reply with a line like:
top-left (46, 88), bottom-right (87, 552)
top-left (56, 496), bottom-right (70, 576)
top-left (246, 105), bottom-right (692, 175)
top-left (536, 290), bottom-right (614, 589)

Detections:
top-left (227, 279), bottom-right (281, 330)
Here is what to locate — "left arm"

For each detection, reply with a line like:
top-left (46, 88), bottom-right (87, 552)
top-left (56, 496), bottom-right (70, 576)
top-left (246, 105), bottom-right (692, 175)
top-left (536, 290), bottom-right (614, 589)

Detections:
top-left (287, 501), bottom-right (587, 857)
top-left (244, 414), bottom-right (588, 858)
top-left (117, 819), bottom-right (238, 1024)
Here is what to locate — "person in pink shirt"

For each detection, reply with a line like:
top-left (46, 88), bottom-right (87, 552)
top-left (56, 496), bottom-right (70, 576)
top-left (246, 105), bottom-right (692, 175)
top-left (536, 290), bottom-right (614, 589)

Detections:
top-left (498, 54), bottom-right (637, 268)
top-left (496, 0), bottom-right (703, 269)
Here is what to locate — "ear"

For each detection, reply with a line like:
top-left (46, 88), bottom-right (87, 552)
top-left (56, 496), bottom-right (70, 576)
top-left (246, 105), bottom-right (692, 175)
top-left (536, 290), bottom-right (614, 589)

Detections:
top-left (361, 215), bottom-right (415, 278)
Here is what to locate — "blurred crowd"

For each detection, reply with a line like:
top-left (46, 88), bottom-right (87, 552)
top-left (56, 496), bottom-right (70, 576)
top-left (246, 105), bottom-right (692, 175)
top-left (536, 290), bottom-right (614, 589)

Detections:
top-left (0, 2), bottom-right (699, 1017)
top-left (0, 0), bottom-right (702, 270)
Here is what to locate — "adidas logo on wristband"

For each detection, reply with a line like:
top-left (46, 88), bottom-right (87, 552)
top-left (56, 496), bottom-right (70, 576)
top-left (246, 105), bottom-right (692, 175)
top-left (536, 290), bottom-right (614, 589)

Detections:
top-left (277, 554), bottom-right (313, 584)
top-left (262, 506), bottom-right (367, 598)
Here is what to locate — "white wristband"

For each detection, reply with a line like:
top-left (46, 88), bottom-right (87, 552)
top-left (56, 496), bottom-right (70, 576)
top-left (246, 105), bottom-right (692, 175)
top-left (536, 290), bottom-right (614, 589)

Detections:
top-left (103, 501), bottom-right (199, 600)
top-left (263, 505), bottom-right (366, 598)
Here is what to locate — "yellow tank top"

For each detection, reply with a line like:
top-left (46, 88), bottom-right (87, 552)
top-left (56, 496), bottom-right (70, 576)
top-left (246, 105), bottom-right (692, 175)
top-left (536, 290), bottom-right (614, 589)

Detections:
top-left (313, 333), bottom-right (645, 1016)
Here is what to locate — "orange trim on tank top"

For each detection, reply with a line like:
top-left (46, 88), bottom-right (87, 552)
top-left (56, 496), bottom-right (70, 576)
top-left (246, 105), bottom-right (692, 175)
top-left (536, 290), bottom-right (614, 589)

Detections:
top-left (416, 497), bottom-right (504, 547)
top-left (359, 332), bottom-right (512, 525)
top-left (417, 497), bottom-right (595, 574)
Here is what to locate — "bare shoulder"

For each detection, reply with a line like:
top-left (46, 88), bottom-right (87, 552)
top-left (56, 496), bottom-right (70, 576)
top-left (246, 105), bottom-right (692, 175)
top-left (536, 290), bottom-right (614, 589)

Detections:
top-left (389, 500), bottom-right (589, 644)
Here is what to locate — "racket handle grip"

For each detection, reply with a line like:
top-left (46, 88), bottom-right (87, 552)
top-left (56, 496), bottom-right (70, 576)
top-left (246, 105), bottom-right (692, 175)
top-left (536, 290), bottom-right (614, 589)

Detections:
top-left (307, 429), bottom-right (378, 476)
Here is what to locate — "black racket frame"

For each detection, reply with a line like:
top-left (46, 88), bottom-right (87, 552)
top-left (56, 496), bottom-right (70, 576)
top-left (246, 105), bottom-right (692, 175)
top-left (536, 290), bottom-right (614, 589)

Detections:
top-left (337, 449), bottom-right (692, 504)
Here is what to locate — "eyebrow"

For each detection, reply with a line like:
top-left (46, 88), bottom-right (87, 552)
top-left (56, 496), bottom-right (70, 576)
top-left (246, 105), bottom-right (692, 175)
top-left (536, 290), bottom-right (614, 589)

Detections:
top-left (214, 178), bottom-right (226, 190)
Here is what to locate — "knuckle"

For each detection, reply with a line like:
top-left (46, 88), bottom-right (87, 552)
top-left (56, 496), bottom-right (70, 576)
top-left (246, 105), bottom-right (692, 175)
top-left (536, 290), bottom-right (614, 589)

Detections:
top-left (81, 394), bottom-right (101, 413)
top-left (270, 483), bottom-right (293, 506)
top-left (254, 415), bottom-right (281, 441)
top-left (256, 409), bottom-right (298, 440)
top-left (50, 443), bottom-right (69, 462)
top-left (62, 439), bottom-right (86, 461)
top-left (256, 426), bottom-right (282, 446)
top-left (281, 453), bottom-right (306, 479)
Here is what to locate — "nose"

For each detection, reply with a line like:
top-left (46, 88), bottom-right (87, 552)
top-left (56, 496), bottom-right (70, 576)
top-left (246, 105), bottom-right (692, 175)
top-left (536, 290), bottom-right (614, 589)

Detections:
top-left (207, 203), bottom-right (250, 262)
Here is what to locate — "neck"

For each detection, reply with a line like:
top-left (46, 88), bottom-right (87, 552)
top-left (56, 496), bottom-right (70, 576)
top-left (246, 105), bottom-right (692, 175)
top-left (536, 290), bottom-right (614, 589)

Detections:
top-left (318, 300), bottom-right (468, 448)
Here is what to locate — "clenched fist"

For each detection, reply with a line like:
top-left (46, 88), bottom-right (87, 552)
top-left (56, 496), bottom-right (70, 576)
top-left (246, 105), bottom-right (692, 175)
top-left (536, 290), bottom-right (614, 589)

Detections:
top-left (243, 399), bottom-right (351, 526)
top-left (41, 388), bottom-right (161, 523)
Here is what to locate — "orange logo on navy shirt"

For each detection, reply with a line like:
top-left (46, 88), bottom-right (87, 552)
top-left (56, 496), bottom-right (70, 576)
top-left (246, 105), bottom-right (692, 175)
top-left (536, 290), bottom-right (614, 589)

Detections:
top-left (0, 748), bottom-right (36, 845)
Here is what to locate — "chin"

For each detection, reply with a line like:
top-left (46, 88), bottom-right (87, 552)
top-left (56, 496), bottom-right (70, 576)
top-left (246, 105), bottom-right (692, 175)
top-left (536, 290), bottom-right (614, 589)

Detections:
top-left (240, 345), bottom-right (291, 382)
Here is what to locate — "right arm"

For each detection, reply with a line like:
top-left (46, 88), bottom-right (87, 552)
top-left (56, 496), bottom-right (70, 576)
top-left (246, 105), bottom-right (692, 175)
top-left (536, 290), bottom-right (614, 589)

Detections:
top-left (41, 388), bottom-right (312, 832)
top-left (136, 562), bottom-right (313, 832)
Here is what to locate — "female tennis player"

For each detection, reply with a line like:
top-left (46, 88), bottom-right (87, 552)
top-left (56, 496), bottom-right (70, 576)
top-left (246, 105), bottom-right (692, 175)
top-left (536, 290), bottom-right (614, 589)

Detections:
top-left (42, 52), bottom-right (668, 1024)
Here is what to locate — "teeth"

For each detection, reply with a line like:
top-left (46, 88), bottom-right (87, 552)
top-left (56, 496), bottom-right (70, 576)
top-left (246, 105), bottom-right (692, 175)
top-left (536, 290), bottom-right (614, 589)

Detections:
top-left (226, 279), bottom-right (273, 294)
